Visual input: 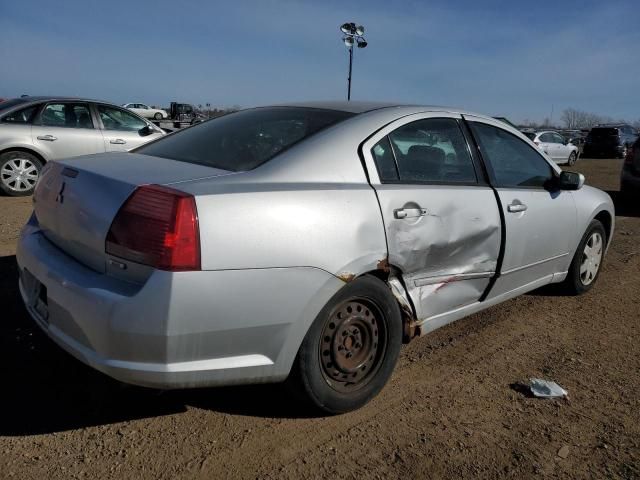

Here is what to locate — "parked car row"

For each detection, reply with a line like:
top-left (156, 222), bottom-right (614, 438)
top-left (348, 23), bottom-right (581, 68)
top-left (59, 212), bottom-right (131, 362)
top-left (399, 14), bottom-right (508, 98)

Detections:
top-left (0, 97), bottom-right (165, 196)
top-left (518, 123), bottom-right (639, 170)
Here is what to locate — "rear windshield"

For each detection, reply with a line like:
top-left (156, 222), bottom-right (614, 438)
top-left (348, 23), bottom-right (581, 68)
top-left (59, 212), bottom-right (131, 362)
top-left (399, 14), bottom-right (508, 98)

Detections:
top-left (589, 128), bottom-right (619, 138)
top-left (135, 107), bottom-right (355, 171)
top-left (0, 98), bottom-right (29, 114)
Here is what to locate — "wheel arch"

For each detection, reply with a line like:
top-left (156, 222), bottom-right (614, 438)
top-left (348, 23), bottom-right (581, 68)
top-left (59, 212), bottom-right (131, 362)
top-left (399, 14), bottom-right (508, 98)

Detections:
top-left (593, 209), bottom-right (613, 246)
top-left (0, 146), bottom-right (47, 165)
top-left (344, 261), bottom-right (420, 344)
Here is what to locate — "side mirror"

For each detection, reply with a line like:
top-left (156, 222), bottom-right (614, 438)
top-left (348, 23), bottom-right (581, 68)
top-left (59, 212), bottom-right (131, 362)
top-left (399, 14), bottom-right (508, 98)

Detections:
top-left (558, 171), bottom-right (585, 190)
top-left (139, 124), bottom-right (155, 137)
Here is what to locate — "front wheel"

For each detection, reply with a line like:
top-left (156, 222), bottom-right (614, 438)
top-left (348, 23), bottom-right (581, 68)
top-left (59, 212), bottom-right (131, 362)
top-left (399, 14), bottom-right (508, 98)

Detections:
top-left (0, 150), bottom-right (43, 196)
top-left (567, 151), bottom-right (577, 166)
top-left (559, 220), bottom-right (606, 295)
top-left (290, 275), bottom-right (403, 414)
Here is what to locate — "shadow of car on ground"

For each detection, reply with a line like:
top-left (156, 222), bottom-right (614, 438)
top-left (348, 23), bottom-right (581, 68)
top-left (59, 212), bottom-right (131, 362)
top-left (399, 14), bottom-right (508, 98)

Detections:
top-left (0, 256), bottom-right (318, 437)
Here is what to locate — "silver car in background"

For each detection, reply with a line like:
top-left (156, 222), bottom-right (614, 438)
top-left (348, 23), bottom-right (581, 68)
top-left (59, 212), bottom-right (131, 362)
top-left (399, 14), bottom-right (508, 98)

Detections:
top-left (523, 130), bottom-right (580, 166)
top-left (0, 96), bottom-right (165, 196)
top-left (17, 102), bottom-right (614, 413)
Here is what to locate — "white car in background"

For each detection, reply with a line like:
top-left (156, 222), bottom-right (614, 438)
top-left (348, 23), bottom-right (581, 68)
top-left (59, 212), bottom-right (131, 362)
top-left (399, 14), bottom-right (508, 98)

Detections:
top-left (123, 103), bottom-right (168, 121)
top-left (524, 131), bottom-right (579, 166)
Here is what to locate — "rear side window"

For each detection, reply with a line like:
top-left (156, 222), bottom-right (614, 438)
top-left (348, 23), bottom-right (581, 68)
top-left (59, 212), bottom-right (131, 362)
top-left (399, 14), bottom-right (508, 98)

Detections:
top-left (589, 128), bottom-right (619, 138)
top-left (136, 107), bottom-right (354, 172)
top-left (470, 122), bottom-right (554, 188)
top-left (1, 105), bottom-right (38, 124)
top-left (41, 103), bottom-right (94, 129)
top-left (523, 132), bottom-right (536, 140)
top-left (385, 118), bottom-right (476, 184)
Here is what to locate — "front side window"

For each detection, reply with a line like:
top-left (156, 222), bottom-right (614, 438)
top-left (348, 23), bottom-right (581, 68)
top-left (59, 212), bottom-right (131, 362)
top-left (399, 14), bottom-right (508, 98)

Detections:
top-left (98, 105), bottom-right (146, 131)
top-left (135, 107), bottom-right (354, 171)
top-left (386, 118), bottom-right (476, 183)
top-left (552, 133), bottom-right (565, 144)
top-left (41, 103), bottom-right (93, 129)
top-left (470, 122), bottom-right (554, 188)
top-left (1, 105), bottom-right (38, 124)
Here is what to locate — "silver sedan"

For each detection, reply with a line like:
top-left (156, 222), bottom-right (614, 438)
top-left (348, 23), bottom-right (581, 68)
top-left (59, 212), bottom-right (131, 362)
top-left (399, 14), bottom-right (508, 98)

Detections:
top-left (0, 96), bottom-right (165, 196)
top-left (17, 102), bottom-right (614, 413)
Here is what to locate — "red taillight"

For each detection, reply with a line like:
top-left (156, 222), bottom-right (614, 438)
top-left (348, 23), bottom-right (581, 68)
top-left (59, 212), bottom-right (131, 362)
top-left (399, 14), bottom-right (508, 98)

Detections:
top-left (106, 185), bottom-right (200, 271)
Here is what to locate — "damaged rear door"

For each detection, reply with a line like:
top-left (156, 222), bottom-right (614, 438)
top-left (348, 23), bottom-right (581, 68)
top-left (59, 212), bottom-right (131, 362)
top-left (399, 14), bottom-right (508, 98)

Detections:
top-left (361, 113), bottom-right (501, 321)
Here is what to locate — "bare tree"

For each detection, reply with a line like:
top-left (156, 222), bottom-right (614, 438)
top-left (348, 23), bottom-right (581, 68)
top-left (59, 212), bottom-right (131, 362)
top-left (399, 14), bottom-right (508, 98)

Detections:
top-left (560, 108), bottom-right (581, 129)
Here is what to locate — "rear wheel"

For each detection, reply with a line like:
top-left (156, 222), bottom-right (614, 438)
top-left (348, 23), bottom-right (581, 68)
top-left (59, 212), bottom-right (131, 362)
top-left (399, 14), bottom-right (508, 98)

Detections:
top-left (154, 112), bottom-right (163, 120)
top-left (567, 151), bottom-right (577, 166)
top-left (0, 150), bottom-right (42, 196)
top-left (559, 220), bottom-right (605, 295)
top-left (290, 275), bottom-right (402, 414)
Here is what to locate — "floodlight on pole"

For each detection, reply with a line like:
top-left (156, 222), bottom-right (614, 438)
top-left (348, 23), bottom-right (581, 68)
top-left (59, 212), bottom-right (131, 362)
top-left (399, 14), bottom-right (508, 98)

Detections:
top-left (339, 21), bottom-right (367, 101)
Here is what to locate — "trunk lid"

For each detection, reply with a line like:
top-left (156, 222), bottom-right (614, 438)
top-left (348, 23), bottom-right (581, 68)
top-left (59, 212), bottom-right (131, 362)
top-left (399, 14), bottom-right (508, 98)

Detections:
top-left (33, 152), bottom-right (232, 275)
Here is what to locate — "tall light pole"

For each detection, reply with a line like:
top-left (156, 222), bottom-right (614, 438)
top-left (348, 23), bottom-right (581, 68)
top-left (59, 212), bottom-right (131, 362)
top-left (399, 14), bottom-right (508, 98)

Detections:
top-left (340, 22), bottom-right (367, 101)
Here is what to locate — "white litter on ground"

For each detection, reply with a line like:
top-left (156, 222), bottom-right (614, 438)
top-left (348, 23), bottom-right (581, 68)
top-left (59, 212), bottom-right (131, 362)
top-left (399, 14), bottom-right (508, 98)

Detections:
top-left (529, 378), bottom-right (568, 398)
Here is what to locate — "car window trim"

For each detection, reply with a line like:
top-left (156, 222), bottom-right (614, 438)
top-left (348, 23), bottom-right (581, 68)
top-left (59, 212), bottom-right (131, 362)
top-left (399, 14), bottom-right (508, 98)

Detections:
top-left (35, 101), bottom-right (96, 130)
top-left (367, 116), bottom-right (483, 187)
top-left (463, 116), bottom-right (559, 191)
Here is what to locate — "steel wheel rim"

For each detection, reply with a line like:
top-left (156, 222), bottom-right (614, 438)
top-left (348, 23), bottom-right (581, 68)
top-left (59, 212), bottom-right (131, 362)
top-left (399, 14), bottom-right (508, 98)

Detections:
top-left (1, 158), bottom-right (39, 192)
top-left (319, 298), bottom-right (387, 392)
top-left (569, 153), bottom-right (576, 165)
top-left (580, 231), bottom-right (603, 285)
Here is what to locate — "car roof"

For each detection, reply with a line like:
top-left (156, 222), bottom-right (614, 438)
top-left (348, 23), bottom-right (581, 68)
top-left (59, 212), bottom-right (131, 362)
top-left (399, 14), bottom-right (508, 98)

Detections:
top-left (8, 96), bottom-right (110, 105)
top-left (266, 100), bottom-right (499, 119)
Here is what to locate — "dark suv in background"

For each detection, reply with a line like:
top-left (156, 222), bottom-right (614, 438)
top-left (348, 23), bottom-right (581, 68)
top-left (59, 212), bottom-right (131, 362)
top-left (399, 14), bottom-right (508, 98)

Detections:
top-left (583, 124), bottom-right (638, 158)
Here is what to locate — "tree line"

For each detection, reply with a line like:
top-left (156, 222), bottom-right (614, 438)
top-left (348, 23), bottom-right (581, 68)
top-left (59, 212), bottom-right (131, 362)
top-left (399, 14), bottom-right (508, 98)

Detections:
top-left (521, 108), bottom-right (640, 130)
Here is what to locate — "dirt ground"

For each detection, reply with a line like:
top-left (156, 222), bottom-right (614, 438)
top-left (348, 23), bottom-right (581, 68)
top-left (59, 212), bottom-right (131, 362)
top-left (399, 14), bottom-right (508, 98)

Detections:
top-left (1, 158), bottom-right (639, 479)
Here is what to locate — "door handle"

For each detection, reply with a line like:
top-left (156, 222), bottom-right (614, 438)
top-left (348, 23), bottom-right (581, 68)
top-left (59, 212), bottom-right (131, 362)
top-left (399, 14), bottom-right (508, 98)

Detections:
top-left (507, 202), bottom-right (528, 213)
top-left (37, 135), bottom-right (57, 141)
top-left (110, 139), bottom-right (126, 145)
top-left (394, 208), bottom-right (428, 219)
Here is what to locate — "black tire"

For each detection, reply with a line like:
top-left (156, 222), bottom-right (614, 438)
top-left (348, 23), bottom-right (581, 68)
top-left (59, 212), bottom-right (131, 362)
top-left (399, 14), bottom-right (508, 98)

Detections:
top-left (567, 151), bottom-right (577, 166)
top-left (290, 275), bottom-right (403, 414)
top-left (0, 150), bottom-right (43, 197)
top-left (154, 112), bottom-right (163, 120)
top-left (559, 220), bottom-right (606, 295)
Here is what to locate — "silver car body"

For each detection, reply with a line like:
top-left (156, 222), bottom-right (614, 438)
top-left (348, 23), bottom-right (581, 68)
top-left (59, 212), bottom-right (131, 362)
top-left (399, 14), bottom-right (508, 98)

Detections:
top-left (16, 102), bottom-right (614, 389)
top-left (0, 96), bottom-right (164, 164)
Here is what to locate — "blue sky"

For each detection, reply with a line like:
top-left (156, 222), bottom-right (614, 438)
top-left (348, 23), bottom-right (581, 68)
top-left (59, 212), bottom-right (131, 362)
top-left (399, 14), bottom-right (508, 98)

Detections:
top-left (1, 0), bottom-right (638, 123)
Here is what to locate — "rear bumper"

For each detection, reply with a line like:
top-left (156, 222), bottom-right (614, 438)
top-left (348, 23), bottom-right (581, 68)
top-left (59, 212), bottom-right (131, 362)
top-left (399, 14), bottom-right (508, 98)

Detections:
top-left (17, 226), bottom-right (343, 389)
top-left (583, 144), bottom-right (624, 158)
